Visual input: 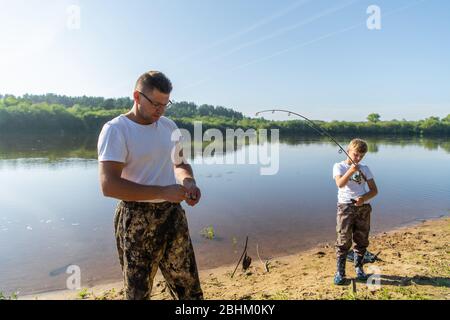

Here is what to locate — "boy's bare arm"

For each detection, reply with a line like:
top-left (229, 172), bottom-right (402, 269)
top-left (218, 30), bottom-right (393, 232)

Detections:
top-left (99, 161), bottom-right (186, 202)
top-left (335, 165), bottom-right (359, 188)
top-left (360, 178), bottom-right (378, 202)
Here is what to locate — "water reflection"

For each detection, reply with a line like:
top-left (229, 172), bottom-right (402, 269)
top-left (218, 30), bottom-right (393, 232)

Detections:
top-left (1, 133), bottom-right (449, 162)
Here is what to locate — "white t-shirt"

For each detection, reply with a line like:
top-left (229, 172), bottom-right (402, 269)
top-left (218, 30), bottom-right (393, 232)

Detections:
top-left (97, 114), bottom-right (183, 202)
top-left (332, 161), bottom-right (374, 204)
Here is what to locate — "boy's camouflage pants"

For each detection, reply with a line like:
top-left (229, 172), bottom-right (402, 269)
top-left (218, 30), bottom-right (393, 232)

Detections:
top-left (114, 201), bottom-right (203, 300)
top-left (335, 203), bottom-right (372, 259)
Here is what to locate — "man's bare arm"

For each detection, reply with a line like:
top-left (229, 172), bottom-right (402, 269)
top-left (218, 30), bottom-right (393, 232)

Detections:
top-left (172, 147), bottom-right (194, 183)
top-left (99, 161), bottom-right (186, 202)
top-left (173, 149), bottom-right (201, 206)
top-left (174, 162), bottom-right (195, 184)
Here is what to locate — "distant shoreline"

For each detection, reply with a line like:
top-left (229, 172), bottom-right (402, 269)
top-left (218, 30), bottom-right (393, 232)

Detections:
top-left (1, 94), bottom-right (449, 136)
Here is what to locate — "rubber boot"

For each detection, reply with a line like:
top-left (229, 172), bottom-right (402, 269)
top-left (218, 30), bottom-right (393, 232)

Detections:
top-left (354, 253), bottom-right (368, 281)
top-left (334, 256), bottom-right (346, 285)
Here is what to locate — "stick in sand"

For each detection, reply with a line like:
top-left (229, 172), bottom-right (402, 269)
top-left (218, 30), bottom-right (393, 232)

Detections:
top-left (231, 236), bottom-right (248, 278)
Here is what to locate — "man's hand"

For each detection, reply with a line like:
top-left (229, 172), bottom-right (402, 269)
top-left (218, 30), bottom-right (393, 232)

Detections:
top-left (355, 196), bottom-right (364, 206)
top-left (183, 178), bottom-right (201, 206)
top-left (162, 184), bottom-right (187, 203)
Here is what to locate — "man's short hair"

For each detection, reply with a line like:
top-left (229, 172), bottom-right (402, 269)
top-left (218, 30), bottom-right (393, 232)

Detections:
top-left (135, 71), bottom-right (172, 94)
top-left (348, 138), bottom-right (368, 154)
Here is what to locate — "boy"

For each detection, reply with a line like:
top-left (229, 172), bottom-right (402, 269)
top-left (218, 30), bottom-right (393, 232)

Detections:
top-left (332, 138), bottom-right (378, 285)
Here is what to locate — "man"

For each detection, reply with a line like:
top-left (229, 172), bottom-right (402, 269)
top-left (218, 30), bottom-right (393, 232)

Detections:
top-left (97, 71), bottom-right (203, 300)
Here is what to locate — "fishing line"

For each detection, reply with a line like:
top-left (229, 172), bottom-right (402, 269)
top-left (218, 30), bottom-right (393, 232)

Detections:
top-left (256, 109), bottom-right (355, 162)
top-left (255, 108), bottom-right (368, 187)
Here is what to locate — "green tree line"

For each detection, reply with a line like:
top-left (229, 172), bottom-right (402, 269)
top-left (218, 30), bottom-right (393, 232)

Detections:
top-left (0, 94), bottom-right (449, 136)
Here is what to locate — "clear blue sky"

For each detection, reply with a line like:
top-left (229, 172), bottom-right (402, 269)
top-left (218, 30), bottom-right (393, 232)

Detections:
top-left (1, 0), bottom-right (449, 120)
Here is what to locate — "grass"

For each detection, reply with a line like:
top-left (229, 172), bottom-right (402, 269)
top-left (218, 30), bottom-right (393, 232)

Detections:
top-left (392, 287), bottom-right (429, 300)
top-left (375, 288), bottom-right (393, 300)
top-left (341, 292), bottom-right (358, 300)
top-left (340, 282), bottom-right (359, 300)
top-left (200, 226), bottom-right (216, 240)
top-left (0, 291), bottom-right (18, 300)
top-left (268, 291), bottom-right (290, 300)
top-left (257, 290), bottom-right (291, 300)
top-left (338, 283), bottom-right (432, 300)
top-left (77, 288), bottom-right (90, 299)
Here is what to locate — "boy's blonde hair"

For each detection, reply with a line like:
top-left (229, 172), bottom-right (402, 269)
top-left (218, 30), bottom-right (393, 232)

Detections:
top-left (348, 138), bottom-right (368, 154)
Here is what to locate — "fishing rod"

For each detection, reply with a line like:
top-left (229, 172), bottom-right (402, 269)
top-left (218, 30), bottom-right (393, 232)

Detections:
top-left (255, 109), bottom-right (368, 185)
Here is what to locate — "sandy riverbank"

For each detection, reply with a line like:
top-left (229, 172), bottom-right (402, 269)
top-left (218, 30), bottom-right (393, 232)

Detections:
top-left (17, 217), bottom-right (450, 300)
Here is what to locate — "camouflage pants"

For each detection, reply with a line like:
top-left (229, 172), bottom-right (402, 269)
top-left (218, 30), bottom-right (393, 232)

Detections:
top-left (335, 203), bottom-right (372, 259)
top-left (114, 201), bottom-right (203, 300)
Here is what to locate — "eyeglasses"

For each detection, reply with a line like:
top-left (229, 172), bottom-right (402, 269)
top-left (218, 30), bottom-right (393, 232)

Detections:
top-left (138, 91), bottom-right (172, 109)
